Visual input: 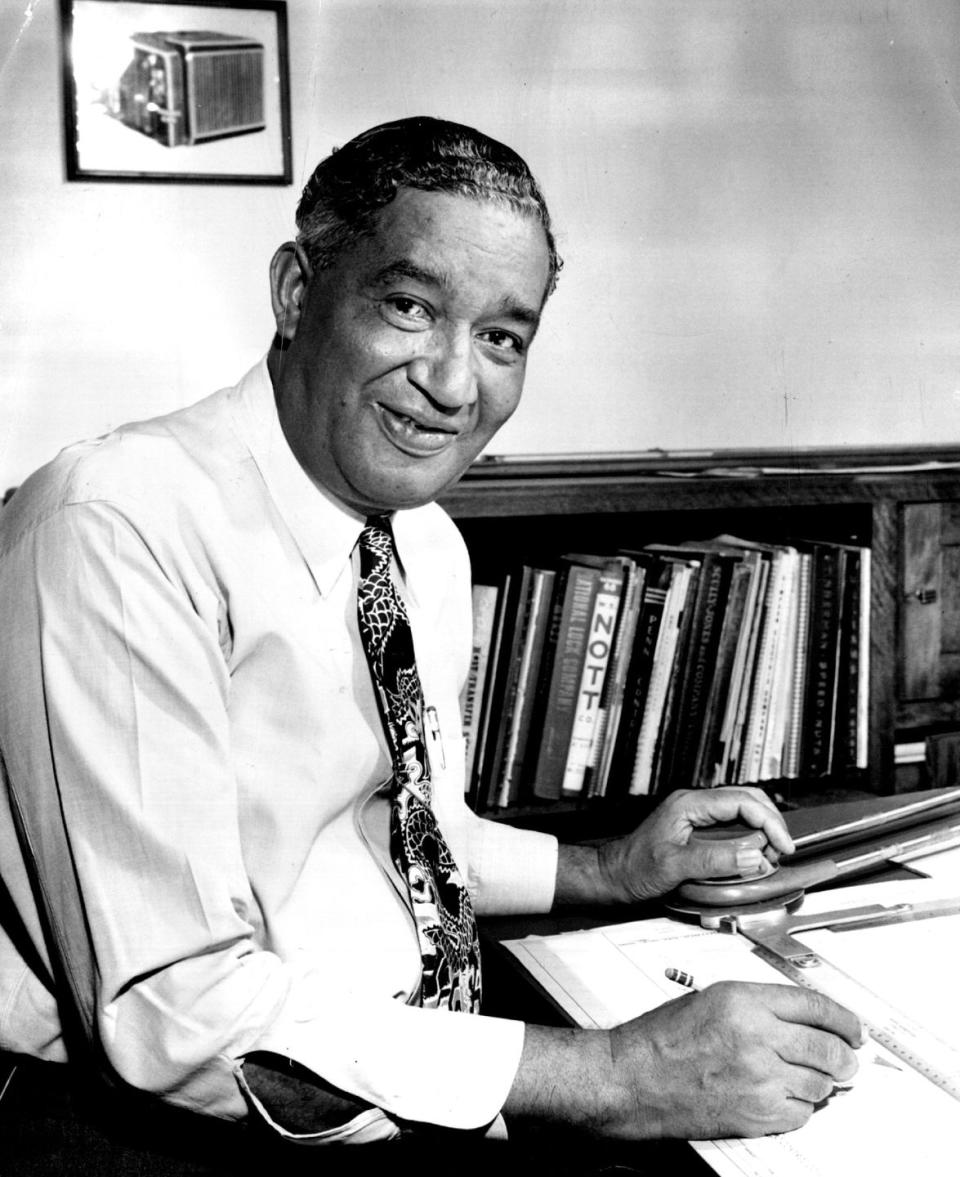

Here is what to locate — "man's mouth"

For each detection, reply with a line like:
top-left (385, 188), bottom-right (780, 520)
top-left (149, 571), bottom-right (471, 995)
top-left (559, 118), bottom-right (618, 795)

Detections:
top-left (376, 404), bottom-right (460, 455)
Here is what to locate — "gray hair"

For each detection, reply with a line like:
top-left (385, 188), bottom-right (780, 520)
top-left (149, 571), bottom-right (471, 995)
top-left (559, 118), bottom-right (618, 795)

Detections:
top-left (295, 116), bottom-right (562, 296)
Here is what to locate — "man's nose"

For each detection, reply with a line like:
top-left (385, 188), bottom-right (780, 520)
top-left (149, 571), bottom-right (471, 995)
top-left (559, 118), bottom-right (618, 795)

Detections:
top-left (406, 329), bottom-right (478, 409)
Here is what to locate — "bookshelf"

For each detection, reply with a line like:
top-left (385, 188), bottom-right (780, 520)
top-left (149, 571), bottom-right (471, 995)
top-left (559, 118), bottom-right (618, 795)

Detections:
top-left (439, 445), bottom-right (960, 839)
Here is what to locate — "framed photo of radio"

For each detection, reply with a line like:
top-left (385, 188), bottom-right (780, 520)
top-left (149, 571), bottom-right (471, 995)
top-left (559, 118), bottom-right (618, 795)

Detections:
top-left (59, 0), bottom-right (292, 184)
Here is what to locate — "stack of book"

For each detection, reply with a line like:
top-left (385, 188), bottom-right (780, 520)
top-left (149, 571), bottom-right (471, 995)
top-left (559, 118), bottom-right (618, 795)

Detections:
top-left (461, 535), bottom-right (870, 812)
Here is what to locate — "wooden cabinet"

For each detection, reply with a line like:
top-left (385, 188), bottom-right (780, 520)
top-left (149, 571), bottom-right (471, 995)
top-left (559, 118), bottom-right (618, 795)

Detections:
top-left (900, 502), bottom-right (960, 706)
top-left (438, 447), bottom-right (960, 828)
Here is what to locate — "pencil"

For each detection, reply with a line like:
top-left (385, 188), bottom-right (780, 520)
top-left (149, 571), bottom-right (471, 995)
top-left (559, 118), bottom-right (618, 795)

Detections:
top-left (664, 967), bottom-right (700, 991)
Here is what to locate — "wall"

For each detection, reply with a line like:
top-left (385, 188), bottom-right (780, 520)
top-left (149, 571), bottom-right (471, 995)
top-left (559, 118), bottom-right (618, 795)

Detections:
top-left (3, 0), bottom-right (960, 491)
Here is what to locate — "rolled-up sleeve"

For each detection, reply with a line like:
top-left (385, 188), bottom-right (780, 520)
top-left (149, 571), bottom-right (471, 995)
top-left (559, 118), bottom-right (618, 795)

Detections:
top-left (467, 813), bottom-right (559, 917)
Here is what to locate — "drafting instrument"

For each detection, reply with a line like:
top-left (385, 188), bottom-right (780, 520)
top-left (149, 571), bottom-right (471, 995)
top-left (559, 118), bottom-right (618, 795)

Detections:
top-left (674, 811), bottom-right (960, 910)
top-left (694, 894), bottom-right (960, 1103)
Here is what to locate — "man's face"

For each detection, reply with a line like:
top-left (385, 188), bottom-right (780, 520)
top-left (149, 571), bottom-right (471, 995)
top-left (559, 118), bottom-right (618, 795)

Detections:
top-left (272, 187), bottom-right (552, 514)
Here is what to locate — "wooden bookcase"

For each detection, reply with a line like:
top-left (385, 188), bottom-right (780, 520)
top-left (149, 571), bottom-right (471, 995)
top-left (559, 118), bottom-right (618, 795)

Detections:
top-left (439, 445), bottom-right (960, 838)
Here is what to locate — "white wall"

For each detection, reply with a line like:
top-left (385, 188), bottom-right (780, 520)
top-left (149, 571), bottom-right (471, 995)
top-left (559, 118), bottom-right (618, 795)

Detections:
top-left (3, 0), bottom-right (960, 491)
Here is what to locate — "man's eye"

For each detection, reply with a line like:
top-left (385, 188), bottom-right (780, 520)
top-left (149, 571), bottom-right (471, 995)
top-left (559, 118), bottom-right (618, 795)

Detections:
top-left (383, 296), bottom-right (430, 321)
top-left (479, 329), bottom-right (523, 354)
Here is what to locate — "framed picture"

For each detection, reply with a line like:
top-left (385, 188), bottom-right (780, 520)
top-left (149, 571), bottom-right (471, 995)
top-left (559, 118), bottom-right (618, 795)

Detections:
top-left (59, 0), bottom-right (292, 184)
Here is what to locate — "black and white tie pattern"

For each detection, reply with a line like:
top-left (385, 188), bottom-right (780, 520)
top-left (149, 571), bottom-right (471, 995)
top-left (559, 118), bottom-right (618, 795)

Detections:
top-left (356, 516), bottom-right (482, 1013)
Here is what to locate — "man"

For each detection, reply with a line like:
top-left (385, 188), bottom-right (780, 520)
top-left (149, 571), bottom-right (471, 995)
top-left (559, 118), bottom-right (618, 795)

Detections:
top-left (0, 117), bottom-right (861, 1168)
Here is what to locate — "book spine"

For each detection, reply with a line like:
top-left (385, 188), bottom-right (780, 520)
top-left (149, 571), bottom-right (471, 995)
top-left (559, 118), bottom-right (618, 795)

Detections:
top-left (782, 552), bottom-right (813, 779)
top-left (461, 584), bottom-right (499, 796)
top-left (530, 564), bottom-right (599, 800)
top-left (691, 558), bottom-right (752, 787)
top-left (496, 568), bottom-right (555, 807)
top-left (856, 548), bottom-right (871, 770)
top-left (833, 547), bottom-right (863, 775)
top-left (630, 563), bottom-right (694, 796)
top-left (824, 548), bottom-right (849, 776)
top-left (583, 558), bottom-right (636, 798)
top-left (562, 565), bottom-right (624, 796)
top-left (713, 553), bottom-right (766, 785)
top-left (482, 567), bottom-right (535, 808)
top-left (759, 548), bottom-right (800, 782)
top-left (469, 570), bottom-right (514, 809)
top-left (524, 565), bottom-right (569, 798)
top-left (802, 545), bottom-right (843, 779)
top-left (664, 555), bottom-right (731, 788)
top-left (739, 550), bottom-right (792, 783)
top-left (726, 556), bottom-right (771, 784)
top-left (607, 578), bottom-right (668, 796)
top-left (589, 560), bottom-right (644, 798)
top-left (649, 560), bottom-right (702, 794)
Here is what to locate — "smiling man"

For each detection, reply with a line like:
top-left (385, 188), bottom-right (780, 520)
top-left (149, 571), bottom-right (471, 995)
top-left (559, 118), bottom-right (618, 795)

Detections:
top-left (269, 186), bottom-right (551, 513)
top-left (0, 118), bottom-right (861, 1173)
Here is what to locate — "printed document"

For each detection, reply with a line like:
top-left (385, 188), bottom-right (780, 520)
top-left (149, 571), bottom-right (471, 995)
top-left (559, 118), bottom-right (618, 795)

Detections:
top-left (503, 877), bottom-right (960, 1177)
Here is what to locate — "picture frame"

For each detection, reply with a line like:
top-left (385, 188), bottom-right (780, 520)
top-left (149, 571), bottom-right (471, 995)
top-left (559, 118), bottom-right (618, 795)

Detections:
top-left (59, 0), bottom-right (292, 184)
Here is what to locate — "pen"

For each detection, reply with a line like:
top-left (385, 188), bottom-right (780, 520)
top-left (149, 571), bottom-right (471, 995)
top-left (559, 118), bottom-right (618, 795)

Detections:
top-left (424, 705), bottom-right (445, 770)
top-left (664, 967), bottom-right (700, 991)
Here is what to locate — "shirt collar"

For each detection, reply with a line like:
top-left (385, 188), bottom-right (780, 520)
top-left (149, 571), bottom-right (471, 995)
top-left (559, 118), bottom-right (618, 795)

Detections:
top-left (230, 357), bottom-right (429, 604)
top-left (231, 357), bottom-right (363, 597)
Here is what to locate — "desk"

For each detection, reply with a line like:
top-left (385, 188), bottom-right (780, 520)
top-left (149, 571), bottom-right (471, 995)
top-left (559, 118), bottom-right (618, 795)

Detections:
top-left (479, 788), bottom-right (960, 1175)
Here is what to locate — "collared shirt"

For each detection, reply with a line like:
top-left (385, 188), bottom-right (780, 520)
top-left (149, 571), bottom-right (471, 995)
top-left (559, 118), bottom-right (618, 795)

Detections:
top-left (0, 359), bottom-right (558, 1136)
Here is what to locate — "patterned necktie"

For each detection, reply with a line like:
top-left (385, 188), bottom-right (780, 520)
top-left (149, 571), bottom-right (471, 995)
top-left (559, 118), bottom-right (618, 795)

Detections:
top-left (356, 515), bottom-right (482, 1013)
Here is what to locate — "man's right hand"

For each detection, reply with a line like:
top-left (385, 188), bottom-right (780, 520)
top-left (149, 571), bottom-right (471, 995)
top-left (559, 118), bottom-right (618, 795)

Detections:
top-left (505, 982), bottom-right (864, 1141)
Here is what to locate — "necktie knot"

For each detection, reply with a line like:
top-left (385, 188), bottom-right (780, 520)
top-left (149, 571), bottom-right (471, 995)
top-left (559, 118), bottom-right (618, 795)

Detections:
top-left (358, 515), bottom-right (394, 573)
top-left (360, 513), bottom-right (392, 542)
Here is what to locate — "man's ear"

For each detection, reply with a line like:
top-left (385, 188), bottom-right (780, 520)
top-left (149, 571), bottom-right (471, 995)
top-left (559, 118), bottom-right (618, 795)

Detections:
top-left (269, 241), bottom-right (312, 343)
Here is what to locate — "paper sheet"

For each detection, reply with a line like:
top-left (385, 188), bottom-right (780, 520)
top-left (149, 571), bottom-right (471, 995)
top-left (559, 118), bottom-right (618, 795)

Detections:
top-left (802, 914), bottom-right (960, 1057)
top-left (904, 843), bottom-right (960, 886)
top-left (503, 877), bottom-right (960, 1177)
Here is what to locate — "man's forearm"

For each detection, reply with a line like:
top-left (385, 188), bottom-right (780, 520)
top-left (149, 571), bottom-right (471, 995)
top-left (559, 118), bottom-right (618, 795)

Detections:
top-left (551, 788), bottom-right (790, 911)
top-left (242, 1056), bottom-right (373, 1133)
top-left (553, 841), bottom-right (632, 907)
top-left (501, 1024), bottom-right (626, 1136)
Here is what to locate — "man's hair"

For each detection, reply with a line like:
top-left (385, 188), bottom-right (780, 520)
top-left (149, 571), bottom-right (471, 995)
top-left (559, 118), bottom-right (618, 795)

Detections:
top-left (295, 115), bottom-right (562, 295)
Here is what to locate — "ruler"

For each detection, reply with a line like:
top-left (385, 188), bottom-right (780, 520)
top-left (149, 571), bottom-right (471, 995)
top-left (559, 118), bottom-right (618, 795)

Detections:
top-left (749, 937), bottom-right (960, 1103)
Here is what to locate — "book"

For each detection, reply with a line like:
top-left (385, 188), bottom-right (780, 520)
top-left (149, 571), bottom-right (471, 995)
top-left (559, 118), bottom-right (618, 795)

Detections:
top-left (478, 566), bottom-right (536, 809)
top-left (523, 563), bottom-right (570, 799)
top-left (495, 567), bottom-right (557, 807)
top-left (604, 555), bottom-right (673, 798)
top-left (856, 547), bottom-right (871, 770)
top-left (824, 546), bottom-right (850, 777)
top-left (587, 557), bottom-right (645, 798)
top-left (466, 568), bottom-right (516, 809)
top-left (648, 555), bottom-right (706, 795)
top-left (690, 555), bottom-right (756, 787)
top-left (529, 560), bottom-right (602, 800)
top-left (645, 546), bottom-right (738, 790)
top-left (711, 540), bottom-right (796, 784)
top-left (629, 558), bottom-right (698, 796)
top-left (831, 544), bottom-right (869, 775)
top-left (562, 558), bottom-right (627, 796)
top-left (758, 545), bottom-right (801, 782)
top-left (719, 549), bottom-right (771, 785)
top-left (735, 544), bottom-right (789, 782)
top-left (798, 541), bottom-right (845, 779)
top-left (782, 550), bottom-right (814, 779)
top-left (461, 583), bottom-right (499, 794)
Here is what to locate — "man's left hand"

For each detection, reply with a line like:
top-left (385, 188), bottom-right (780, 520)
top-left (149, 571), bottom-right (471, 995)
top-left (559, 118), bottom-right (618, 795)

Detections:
top-left (596, 786), bottom-right (794, 904)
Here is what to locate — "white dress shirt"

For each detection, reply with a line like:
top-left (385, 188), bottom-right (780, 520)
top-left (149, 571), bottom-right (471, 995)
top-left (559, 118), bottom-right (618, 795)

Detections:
top-left (0, 359), bottom-right (558, 1138)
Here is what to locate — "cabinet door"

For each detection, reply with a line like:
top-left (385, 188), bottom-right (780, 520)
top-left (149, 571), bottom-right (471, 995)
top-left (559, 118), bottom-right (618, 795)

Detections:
top-left (900, 502), bottom-right (960, 701)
